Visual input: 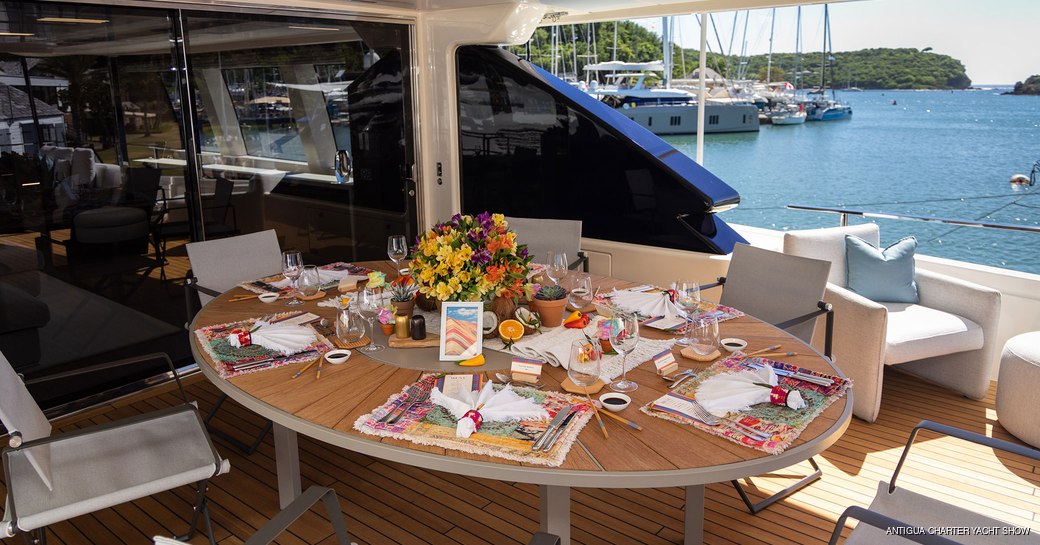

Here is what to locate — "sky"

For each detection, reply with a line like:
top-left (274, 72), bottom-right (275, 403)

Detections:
top-left (635, 0), bottom-right (1040, 85)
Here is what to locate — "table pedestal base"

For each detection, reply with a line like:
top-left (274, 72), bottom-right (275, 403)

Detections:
top-left (539, 484), bottom-right (570, 544)
top-left (685, 485), bottom-right (704, 544)
top-left (274, 423), bottom-right (302, 508)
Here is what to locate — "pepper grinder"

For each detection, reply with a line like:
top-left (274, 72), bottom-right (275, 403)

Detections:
top-left (410, 315), bottom-right (426, 340)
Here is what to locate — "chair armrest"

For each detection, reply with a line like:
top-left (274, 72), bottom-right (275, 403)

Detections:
top-left (23, 352), bottom-right (190, 404)
top-left (774, 301), bottom-right (834, 358)
top-left (915, 269), bottom-right (1001, 336)
top-left (243, 486), bottom-right (352, 545)
top-left (890, 420), bottom-right (1040, 492)
top-left (823, 283), bottom-right (889, 421)
top-left (698, 277), bottom-right (726, 293)
top-left (829, 506), bottom-right (961, 545)
top-left (568, 252), bottom-right (588, 272)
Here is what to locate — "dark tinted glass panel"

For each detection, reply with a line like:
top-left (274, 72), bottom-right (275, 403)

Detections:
top-left (456, 46), bottom-right (744, 254)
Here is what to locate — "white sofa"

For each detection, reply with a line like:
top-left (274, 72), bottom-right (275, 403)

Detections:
top-left (783, 224), bottom-right (1002, 422)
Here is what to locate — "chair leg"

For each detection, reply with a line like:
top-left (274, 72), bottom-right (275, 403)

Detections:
top-left (730, 456), bottom-right (822, 514)
top-left (23, 527), bottom-right (45, 545)
top-left (176, 480), bottom-right (217, 545)
top-left (205, 393), bottom-right (272, 454)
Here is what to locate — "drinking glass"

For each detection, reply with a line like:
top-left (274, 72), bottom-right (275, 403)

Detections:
top-left (673, 281), bottom-right (701, 345)
top-left (337, 307), bottom-right (365, 344)
top-left (609, 312), bottom-right (640, 392)
top-left (687, 315), bottom-right (720, 357)
top-left (546, 251), bottom-right (569, 285)
top-left (565, 272), bottom-right (594, 310)
top-left (281, 250), bottom-right (304, 306)
top-left (357, 287), bottom-right (385, 353)
top-left (568, 339), bottom-right (602, 392)
top-left (387, 235), bottom-right (408, 277)
top-left (298, 265), bottom-right (321, 299)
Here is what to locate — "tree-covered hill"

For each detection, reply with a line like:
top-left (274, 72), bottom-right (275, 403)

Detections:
top-left (511, 21), bottom-right (971, 90)
top-left (1006, 75), bottom-right (1040, 95)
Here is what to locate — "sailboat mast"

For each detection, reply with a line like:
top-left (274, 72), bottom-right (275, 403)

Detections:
top-left (820, 5), bottom-right (828, 92)
top-left (794, 6), bottom-right (802, 89)
top-left (571, 24), bottom-right (579, 80)
top-left (612, 21), bottom-right (618, 62)
top-left (767, 8), bottom-right (775, 83)
top-left (662, 16), bottom-right (672, 88)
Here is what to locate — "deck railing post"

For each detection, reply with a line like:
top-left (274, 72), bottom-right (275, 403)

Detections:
top-left (839, 212), bottom-right (848, 227)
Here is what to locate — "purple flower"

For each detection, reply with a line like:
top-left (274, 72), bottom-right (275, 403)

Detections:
top-left (471, 249), bottom-right (492, 265)
top-left (467, 228), bottom-right (483, 243)
top-left (519, 246), bottom-right (529, 258)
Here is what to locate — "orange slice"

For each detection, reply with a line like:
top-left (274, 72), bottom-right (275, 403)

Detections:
top-left (498, 319), bottom-right (525, 346)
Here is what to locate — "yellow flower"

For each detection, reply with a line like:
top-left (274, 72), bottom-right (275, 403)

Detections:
top-left (492, 213), bottom-right (505, 226)
top-left (434, 282), bottom-right (453, 300)
top-left (419, 267), bottom-right (437, 284)
top-left (448, 277), bottom-right (462, 293)
top-left (436, 244), bottom-right (454, 263)
top-left (458, 271), bottom-right (472, 283)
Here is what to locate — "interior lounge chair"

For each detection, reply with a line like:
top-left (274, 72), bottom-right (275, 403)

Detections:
top-left (829, 420), bottom-right (1040, 544)
top-left (783, 224), bottom-right (1002, 423)
top-left (504, 215), bottom-right (588, 271)
top-left (0, 351), bottom-right (230, 545)
top-left (704, 243), bottom-right (836, 513)
top-left (185, 229), bottom-right (282, 454)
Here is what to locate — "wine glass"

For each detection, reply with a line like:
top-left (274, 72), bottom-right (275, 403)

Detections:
top-left (609, 312), bottom-right (640, 392)
top-left (565, 272), bottom-right (594, 310)
top-left (673, 281), bottom-right (701, 345)
top-left (687, 315), bottom-right (719, 357)
top-left (298, 265), bottom-right (321, 299)
top-left (546, 251), bottom-right (568, 285)
top-left (281, 250), bottom-right (304, 306)
top-left (568, 339), bottom-right (602, 393)
top-left (387, 235), bottom-right (408, 277)
top-left (357, 287), bottom-right (385, 353)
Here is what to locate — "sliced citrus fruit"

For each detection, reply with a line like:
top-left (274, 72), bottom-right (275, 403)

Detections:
top-left (498, 319), bottom-right (525, 347)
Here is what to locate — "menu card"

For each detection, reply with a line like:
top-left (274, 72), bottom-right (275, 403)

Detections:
top-left (650, 392), bottom-right (708, 422)
top-left (436, 373), bottom-right (484, 397)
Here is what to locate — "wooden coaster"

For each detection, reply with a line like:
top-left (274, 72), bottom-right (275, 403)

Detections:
top-left (560, 377), bottom-right (605, 395)
top-left (680, 347), bottom-right (721, 362)
top-left (338, 335), bottom-right (371, 349)
top-left (298, 290), bottom-right (326, 301)
top-left (387, 333), bottom-right (440, 349)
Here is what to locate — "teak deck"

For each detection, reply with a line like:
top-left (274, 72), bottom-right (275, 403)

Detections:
top-left (3, 371), bottom-right (1038, 544)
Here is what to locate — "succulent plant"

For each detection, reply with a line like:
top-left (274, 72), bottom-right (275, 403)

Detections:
top-left (388, 275), bottom-right (418, 302)
top-left (534, 284), bottom-right (567, 301)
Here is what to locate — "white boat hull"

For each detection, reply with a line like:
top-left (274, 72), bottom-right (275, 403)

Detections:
top-left (770, 112), bottom-right (807, 125)
top-left (618, 103), bottom-right (760, 135)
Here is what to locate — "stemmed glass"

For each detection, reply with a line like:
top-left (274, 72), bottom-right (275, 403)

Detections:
top-left (568, 339), bottom-right (602, 392)
top-left (387, 235), bottom-right (408, 277)
top-left (609, 312), bottom-right (640, 392)
top-left (546, 251), bottom-right (569, 285)
top-left (565, 272), bottom-right (594, 310)
top-left (281, 250), bottom-right (304, 306)
top-left (673, 281), bottom-right (701, 345)
top-left (357, 287), bottom-right (385, 353)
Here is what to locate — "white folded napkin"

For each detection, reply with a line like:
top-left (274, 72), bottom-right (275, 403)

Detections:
top-left (611, 289), bottom-right (685, 319)
top-left (695, 366), bottom-right (805, 417)
top-left (430, 382), bottom-right (549, 438)
top-left (508, 327), bottom-right (590, 368)
top-left (245, 322), bottom-right (316, 355)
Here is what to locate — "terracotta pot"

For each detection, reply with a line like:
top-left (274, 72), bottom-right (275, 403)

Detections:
top-left (380, 323), bottom-right (394, 335)
top-left (530, 297), bottom-right (568, 327)
top-left (392, 298), bottom-right (415, 317)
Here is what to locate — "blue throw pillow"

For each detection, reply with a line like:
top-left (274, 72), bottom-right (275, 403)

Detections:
top-left (845, 235), bottom-right (919, 303)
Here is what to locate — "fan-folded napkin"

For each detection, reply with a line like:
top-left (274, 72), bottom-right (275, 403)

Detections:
top-left (430, 382), bottom-right (549, 438)
top-left (695, 366), bottom-right (805, 417)
top-left (611, 289), bottom-right (685, 319)
top-left (230, 321), bottom-right (316, 355)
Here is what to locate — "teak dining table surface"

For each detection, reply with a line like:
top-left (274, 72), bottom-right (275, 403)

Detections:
top-left (189, 260), bottom-right (852, 544)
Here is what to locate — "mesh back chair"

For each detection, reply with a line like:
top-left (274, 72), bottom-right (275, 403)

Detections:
top-left (0, 350), bottom-right (229, 545)
top-left (504, 216), bottom-right (588, 271)
top-left (704, 243), bottom-right (835, 514)
top-left (185, 229), bottom-right (282, 454)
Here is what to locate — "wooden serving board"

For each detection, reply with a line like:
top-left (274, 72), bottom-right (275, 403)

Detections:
top-left (387, 332), bottom-right (440, 349)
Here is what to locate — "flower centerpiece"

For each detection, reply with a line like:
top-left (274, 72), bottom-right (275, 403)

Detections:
top-left (388, 275), bottom-right (418, 317)
top-left (410, 212), bottom-right (533, 304)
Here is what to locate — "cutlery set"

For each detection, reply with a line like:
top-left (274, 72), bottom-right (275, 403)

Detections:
top-left (378, 381), bottom-right (434, 425)
top-left (531, 405), bottom-right (578, 451)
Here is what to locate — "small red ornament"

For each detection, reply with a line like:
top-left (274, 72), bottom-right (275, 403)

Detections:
top-left (462, 409), bottom-right (483, 430)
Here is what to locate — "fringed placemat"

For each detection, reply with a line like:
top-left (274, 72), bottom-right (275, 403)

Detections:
top-left (195, 312), bottom-right (334, 379)
top-left (641, 356), bottom-right (850, 454)
top-left (238, 262), bottom-right (372, 294)
top-left (354, 374), bottom-right (594, 467)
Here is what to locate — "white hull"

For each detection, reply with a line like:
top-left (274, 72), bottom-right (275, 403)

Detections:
top-left (618, 102), bottom-right (760, 135)
top-left (769, 111), bottom-right (807, 125)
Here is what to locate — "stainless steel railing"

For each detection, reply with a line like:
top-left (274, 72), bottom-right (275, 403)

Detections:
top-left (786, 204), bottom-right (1040, 234)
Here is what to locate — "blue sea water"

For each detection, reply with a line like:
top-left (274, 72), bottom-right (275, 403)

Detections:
top-left (662, 89), bottom-right (1040, 275)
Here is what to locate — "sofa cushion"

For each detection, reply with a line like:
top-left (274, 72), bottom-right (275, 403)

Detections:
top-left (782, 223), bottom-right (879, 286)
top-left (883, 303), bottom-right (983, 365)
top-left (845, 235), bottom-right (919, 303)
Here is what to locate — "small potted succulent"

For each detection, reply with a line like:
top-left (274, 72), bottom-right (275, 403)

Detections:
top-left (528, 284), bottom-right (569, 327)
top-left (388, 275), bottom-right (418, 317)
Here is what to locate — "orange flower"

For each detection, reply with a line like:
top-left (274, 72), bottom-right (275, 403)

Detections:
top-left (487, 237), bottom-right (507, 253)
top-left (484, 264), bottom-right (505, 284)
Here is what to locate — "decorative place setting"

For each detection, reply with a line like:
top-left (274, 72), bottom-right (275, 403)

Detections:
top-left (354, 373), bottom-right (594, 466)
top-left (195, 311), bottom-right (335, 378)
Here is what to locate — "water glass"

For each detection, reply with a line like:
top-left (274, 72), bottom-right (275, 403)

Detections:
top-left (673, 281), bottom-right (701, 345)
top-left (687, 315), bottom-right (719, 357)
top-left (337, 308), bottom-right (365, 344)
top-left (387, 235), bottom-right (408, 276)
top-left (565, 272), bottom-right (594, 310)
top-left (298, 265), bottom-right (321, 298)
top-left (357, 287), bottom-right (385, 353)
top-left (281, 250), bottom-right (304, 306)
top-left (546, 251), bottom-right (569, 285)
top-left (609, 312), bottom-right (640, 393)
top-left (568, 339), bottom-right (602, 391)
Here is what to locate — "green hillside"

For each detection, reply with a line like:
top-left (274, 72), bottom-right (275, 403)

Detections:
top-left (511, 22), bottom-right (971, 90)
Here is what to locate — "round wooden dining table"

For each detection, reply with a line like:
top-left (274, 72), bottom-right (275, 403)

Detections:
top-left (189, 262), bottom-right (852, 545)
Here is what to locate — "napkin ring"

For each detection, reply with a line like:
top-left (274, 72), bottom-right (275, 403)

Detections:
top-left (228, 328), bottom-right (252, 348)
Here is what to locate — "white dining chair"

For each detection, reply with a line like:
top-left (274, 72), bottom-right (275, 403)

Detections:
top-left (0, 350), bottom-right (230, 545)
